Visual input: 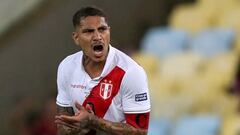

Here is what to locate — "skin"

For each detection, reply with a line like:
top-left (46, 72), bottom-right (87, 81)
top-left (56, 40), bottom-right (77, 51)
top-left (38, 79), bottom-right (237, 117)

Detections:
top-left (56, 105), bottom-right (92, 135)
top-left (56, 106), bottom-right (76, 135)
top-left (72, 16), bottom-right (110, 78)
top-left (56, 103), bottom-right (147, 135)
top-left (55, 16), bottom-right (147, 135)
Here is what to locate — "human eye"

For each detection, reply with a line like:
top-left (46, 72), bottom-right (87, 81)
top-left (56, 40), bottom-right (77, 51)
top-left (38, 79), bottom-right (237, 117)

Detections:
top-left (98, 26), bottom-right (107, 32)
top-left (82, 29), bottom-right (94, 33)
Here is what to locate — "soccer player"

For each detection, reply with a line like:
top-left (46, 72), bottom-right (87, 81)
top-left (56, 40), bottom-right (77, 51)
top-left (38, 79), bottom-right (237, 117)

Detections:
top-left (55, 6), bottom-right (151, 135)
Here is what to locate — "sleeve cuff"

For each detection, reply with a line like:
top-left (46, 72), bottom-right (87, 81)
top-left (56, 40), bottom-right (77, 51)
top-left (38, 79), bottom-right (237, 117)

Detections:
top-left (56, 101), bottom-right (72, 107)
top-left (124, 107), bottom-right (151, 114)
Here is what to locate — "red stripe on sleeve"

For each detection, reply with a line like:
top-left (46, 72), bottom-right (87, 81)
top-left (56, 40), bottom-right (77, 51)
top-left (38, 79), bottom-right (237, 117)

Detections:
top-left (125, 112), bottom-right (150, 130)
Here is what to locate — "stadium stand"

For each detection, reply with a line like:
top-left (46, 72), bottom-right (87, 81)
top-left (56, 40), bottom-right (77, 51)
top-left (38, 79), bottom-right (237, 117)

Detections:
top-left (140, 27), bottom-right (188, 59)
top-left (148, 118), bottom-right (172, 135)
top-left (169, 4), bottom-right (213, 33)
top-left (173, 115), bottom-right (221, 135)
top-left (189, 29), bottom-right (235, 57)
top-left (135, 0), bottom-right (240, 134)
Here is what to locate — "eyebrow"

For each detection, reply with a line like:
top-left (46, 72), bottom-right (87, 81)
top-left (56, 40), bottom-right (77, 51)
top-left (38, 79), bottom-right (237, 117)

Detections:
top-left (81, 25), bottom-right (108, 32)
top-left (81, 28), bottom-right (94, 33)
top-left (98, 26), bottom-right (108, 29)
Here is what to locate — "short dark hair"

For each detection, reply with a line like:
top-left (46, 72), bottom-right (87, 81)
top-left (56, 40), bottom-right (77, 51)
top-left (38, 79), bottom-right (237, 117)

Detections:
top-left (72, 6), bottom-right (108, 28)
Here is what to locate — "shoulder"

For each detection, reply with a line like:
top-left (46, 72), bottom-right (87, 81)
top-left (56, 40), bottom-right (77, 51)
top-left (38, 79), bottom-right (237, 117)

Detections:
top-left (58, 51), bottom-right (82, 72)
top-left (112, 48), bottom-right (148, 88)
top-left (116, 48), bottom-right (146, 79)
top-left (122, 66), bottom-right (148, 90)
top-left (114, 49), bottom-right (150, 113)
top-left (113, 47), bottom-right (145, 74)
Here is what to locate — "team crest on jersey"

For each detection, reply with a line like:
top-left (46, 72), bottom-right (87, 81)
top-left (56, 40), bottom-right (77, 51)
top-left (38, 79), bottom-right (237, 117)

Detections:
top-left (100, 80), bottom-right (113, 100)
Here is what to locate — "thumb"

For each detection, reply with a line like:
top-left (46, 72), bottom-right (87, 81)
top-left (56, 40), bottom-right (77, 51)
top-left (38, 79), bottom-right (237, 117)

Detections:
top-left (75, 102), bottom-right (84, 111)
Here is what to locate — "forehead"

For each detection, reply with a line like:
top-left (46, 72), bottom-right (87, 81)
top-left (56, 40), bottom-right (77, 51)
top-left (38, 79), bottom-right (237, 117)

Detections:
top-left (79, 16), bottom-right (108, 28)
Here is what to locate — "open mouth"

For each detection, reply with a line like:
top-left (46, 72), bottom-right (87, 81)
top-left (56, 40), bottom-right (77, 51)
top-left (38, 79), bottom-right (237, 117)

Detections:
top-left (93, 44), bottom-right (104, 52)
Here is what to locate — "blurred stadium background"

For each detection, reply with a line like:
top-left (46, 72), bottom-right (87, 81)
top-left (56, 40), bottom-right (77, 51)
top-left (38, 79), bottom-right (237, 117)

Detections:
top-left (1, 0), bottom-right (240, 135)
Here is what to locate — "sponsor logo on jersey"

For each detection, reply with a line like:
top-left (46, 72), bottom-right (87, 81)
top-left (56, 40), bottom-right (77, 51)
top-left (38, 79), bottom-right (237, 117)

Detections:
top-left (100, 80), bottom-right (113, 100)
top-left (135, 93), bottom-right (147, 102)
top-left (70, 84), bottom-right (86, 89)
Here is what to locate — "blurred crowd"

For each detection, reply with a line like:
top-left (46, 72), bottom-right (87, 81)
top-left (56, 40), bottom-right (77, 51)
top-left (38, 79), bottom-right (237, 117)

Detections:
top-left (9, 97), bottom-right (57, 135)
top-left (132, 0), bottom-right (240, 134)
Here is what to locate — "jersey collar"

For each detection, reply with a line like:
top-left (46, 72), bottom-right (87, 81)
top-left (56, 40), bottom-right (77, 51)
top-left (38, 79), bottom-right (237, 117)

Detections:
top-left (79, 45), bottom-right (116, 81)
top-left (98, 45), bottom-right (116, 79)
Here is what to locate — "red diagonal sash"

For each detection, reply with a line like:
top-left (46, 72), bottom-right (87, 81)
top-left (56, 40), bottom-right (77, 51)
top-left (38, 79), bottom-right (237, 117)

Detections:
top-left (83, 66), bottom-right (125, 134)
top-left (83, 66), bottom-right (125, 118)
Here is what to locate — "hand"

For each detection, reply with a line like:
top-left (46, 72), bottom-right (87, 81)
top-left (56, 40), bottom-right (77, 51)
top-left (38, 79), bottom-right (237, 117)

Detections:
top-left (55, 102), bottom-right (95, 134)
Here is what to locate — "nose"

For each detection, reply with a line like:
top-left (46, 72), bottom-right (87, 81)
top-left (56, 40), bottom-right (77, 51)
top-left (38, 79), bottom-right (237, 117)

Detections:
top-left (93, 31), bottom-right (102, 41)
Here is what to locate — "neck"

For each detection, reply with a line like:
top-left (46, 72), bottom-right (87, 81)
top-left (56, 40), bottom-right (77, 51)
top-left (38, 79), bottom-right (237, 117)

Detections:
top-left (83, 55), bottom-right (106, 79)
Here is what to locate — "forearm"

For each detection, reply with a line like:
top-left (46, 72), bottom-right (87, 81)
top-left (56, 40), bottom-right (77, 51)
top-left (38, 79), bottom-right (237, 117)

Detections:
top-left (56, 105), bottom-right (78, 135)
top-left (90, 115), bottom-right (147, 135)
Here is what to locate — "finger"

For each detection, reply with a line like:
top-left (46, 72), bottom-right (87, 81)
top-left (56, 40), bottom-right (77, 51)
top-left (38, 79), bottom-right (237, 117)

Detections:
top-left (55, 119), bottom-right (79, 129)
top-left (86, 104), bottom-right (94, 114)
top-left (75, 102), bottom-right (84, 111)
top-left (55, 115), bottom-right (62, 119)
top-left (58, 115), bottom-right (79, 123)
top-left (75, 111), bottom-right (81, 116)
top-left (55, 115), bottom-right (69, 122)
top-left (55, 115), bottom-right (65, 121)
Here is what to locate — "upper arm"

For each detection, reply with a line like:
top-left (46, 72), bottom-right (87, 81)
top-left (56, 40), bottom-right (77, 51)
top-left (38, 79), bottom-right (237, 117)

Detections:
top-left (56, 62), bottom-right (72, 107)
top-left (121, 67), bottom-right (151, 114)
top-left (125, 112), bottom-right (150, 130)
top-left (56, 60), bottom-right (77, 135)
top-left (121, 68), bottom-right (151, 130)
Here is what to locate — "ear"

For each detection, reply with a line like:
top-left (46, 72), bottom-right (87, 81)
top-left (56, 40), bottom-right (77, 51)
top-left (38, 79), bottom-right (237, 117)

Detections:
top-left (72, 32), bottom-right (79, 45)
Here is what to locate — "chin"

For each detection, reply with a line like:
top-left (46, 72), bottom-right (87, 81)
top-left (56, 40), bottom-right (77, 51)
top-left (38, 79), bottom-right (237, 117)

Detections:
top-left (93, 57), bottom-right (106, 63)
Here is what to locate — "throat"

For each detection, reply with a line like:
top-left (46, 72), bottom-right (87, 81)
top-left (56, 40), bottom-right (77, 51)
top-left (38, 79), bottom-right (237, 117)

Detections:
top-left (83, 56), bottom-right (106, 79)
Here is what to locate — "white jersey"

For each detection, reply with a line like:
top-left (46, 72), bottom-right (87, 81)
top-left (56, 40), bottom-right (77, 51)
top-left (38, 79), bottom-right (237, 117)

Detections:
top-left (56, 45), bottom-right (150, 124)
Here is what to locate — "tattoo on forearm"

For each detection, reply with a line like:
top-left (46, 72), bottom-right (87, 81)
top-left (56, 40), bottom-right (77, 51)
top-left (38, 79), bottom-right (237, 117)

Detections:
top-left (91, 115), bottom-right (147, 135)
top-left (57, 105), bottom-right (74, 115)
top-left (56, 105), bottom-right (76, 135)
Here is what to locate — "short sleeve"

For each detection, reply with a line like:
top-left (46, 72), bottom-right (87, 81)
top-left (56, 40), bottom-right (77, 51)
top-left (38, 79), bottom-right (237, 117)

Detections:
top-left (121, 67), bottom-right (151, 114)
top-left (56, 62), bottom-right (72, 107)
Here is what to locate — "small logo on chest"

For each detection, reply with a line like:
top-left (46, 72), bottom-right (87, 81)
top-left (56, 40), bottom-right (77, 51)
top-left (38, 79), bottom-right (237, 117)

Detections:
top-left (70, 84), bottom-right (86, 89)
top-left (100, 80), bottom-right (113, 100)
